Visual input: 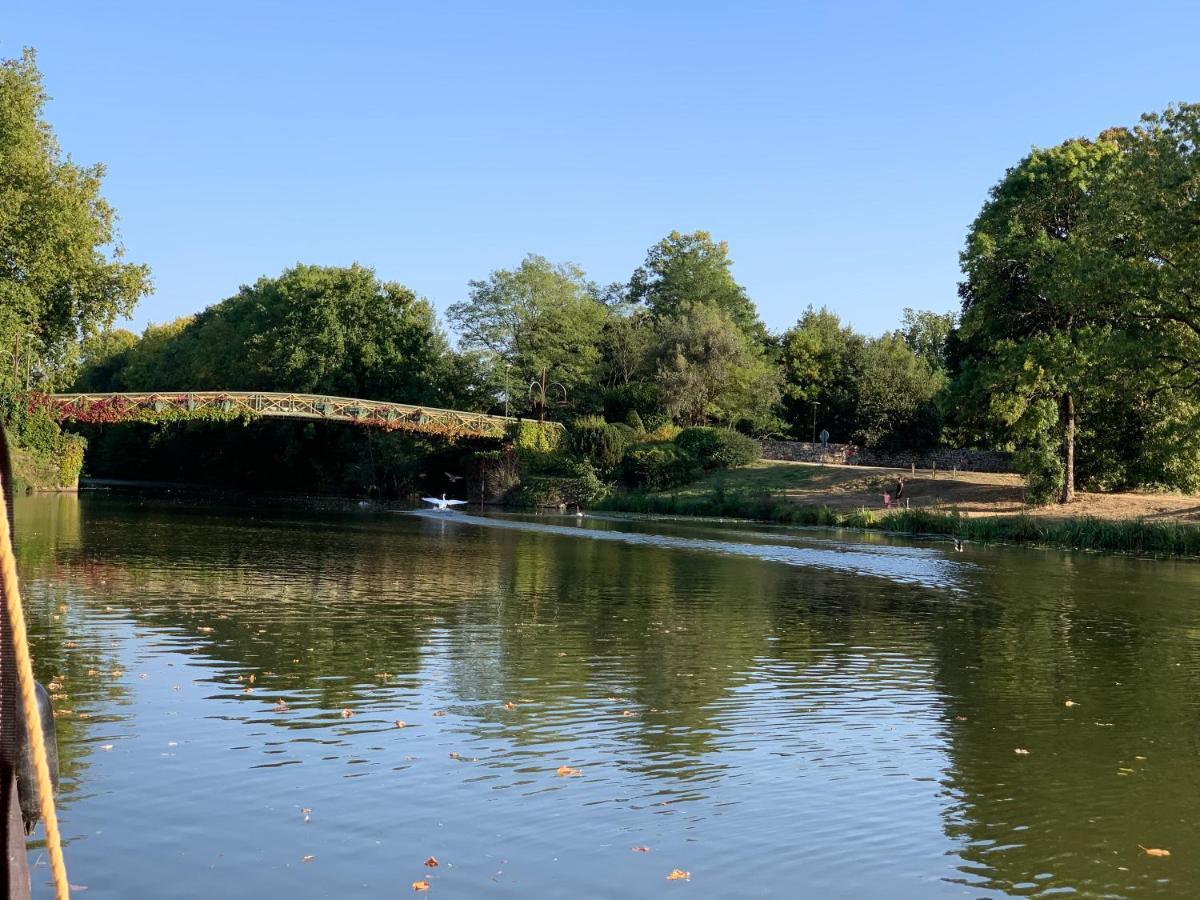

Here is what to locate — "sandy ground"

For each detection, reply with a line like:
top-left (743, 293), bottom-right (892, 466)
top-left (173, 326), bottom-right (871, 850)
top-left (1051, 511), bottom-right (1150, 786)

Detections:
top-left (765, 461), bottom-right (1200, 521)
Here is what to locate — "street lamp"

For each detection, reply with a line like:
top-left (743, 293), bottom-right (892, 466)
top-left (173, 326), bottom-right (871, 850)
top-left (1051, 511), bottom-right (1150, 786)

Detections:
top-left (504, 362), bottom-right (513, 418)
top-left (528, 367), bottom-right (567, 424)
top-left (811, 400), bottom-right (820, 444)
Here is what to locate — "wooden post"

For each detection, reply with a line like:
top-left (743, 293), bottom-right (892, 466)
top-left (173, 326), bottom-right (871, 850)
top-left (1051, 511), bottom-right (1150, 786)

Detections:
top-left (932, 462), bottom-right (937, 480)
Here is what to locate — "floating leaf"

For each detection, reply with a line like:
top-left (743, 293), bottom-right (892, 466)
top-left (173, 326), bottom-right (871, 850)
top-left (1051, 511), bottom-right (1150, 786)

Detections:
top-left (394, 720), bottom-right (407, 729)
top-left (302, 855), bottom-right (315, 863)
top-left (632, 846), bottom-right (651, 853)
top-left (1013, 748), bottom-right (1030, 755)
top-left (274, 700), bottom-right (289, 712)
top-left (425, 857), bottom-right (439, 868)
top-left (340, 708), bottom-right (354, 718)
top-left (556, 765), bottom-right (582, 777)
top-left (432, 711), bottom-right (446, 717)
top-left (667, 869), bottom-right (690, 881)
top-left (1064, 699), bottom-right (1078, 708)
top-left (503, 702), bottom-right (516, 711)
top-left (412, 880), bottom-right (430, 891)
top-left (1140, 846), bottom-right (1170, 857)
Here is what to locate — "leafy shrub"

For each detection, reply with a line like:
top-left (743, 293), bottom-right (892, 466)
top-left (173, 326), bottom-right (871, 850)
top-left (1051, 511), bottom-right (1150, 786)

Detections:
top-left (674, 427), bottom-right (761, 470)
top-left (622, 441), bottom-right (699, 492)
top-left (569, 417), bottom-right (633, 471)
top-left (1014, 443), bottom-right (1063, 506)
top-left (624, 409), bottom-right (645, 433)
top-left (644, 422), bottom-right (681, 443)
top-left (512, 460), bottom-right (609, 508)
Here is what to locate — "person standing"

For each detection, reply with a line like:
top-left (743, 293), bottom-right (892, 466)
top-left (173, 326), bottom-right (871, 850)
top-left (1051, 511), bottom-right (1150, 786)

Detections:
top-left (894, 476), bottom-right (905, 502)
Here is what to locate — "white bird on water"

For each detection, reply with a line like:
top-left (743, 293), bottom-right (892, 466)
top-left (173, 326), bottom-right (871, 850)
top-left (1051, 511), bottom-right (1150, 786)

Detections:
top-left (422, 493), bottom-right (468, 511)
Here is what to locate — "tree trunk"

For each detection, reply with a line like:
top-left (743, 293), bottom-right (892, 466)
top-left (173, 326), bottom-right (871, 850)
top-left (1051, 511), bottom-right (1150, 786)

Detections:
top-left (1060, 392), bottom-right (1075, 504)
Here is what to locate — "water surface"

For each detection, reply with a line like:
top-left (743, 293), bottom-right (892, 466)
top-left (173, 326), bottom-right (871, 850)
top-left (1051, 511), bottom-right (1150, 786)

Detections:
top-left (17, 494), bottom-right (1200, 897)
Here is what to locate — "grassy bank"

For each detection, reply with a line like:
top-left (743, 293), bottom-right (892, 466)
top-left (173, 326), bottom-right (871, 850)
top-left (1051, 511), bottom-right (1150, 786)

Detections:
top-left (598, 489), bottom-right (1200, 557)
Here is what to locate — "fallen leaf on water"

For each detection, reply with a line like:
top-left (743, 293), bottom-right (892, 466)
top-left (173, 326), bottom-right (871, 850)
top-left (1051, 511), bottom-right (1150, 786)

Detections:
top-left (111, 670), bottom-right (124, 678)
top-left (449, 752), bottom-right (460, 760)
top-left (1135, 755), bottom-right (1147, 760)
top-left (632, 846), bottom-right (651, 853)
top-left (341, 708), bottom-right (354, 718)
top-left (432, 711), bottom-right (446, 717)
top-left (302, 855), bottom-right (315, 863)
top-left (1064, 699), bottom-right (1078, 707)
top-left (394, 720), bottom-right (407, 729)
top-left (301, 807), bottom-right (311, 814)
top-left (86, 669), bottom-right (99, 677)
top-left (503, 702), bottom-right (516, 711)
top-left (248, 674), bottom-right (256, 684)
top-left (622, 710), bottom-right (636, 717)
top-left (63, 641), bottom-right (77, 648)
top-left (556, 766), bottom-right (582, 777)
top-left (274, 700), bottom-right (289, 712)
top-left (1013, 748), bottom-right (1030, 755)
top-left (425, 857), bottom-right (439, 868)
top-left (667, 869), bottom-right (690, 881)
top-left (412, 880), bottom-right (430, 891)
top-left (1140, 846), bottom-right (1170, 857)
top-left (954, 715), bottom-right (968, 722)
top-left (242, 687), bottom-right (254, 694)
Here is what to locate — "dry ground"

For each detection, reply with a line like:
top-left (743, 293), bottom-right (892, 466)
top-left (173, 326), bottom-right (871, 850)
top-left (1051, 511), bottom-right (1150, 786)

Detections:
top-left (711, 461), bottom-right (1200, 522)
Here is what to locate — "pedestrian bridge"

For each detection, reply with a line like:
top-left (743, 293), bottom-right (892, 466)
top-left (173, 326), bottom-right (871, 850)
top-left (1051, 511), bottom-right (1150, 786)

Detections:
top-left (42, 391), bottom-right (551, 440)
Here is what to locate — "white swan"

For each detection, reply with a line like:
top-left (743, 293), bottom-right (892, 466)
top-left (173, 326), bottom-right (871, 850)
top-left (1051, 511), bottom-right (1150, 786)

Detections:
top-left (422, 493), bottom-right (468, 510)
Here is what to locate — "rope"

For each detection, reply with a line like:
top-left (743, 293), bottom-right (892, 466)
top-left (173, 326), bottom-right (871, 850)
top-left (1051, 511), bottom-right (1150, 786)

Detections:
top-left (0, 480), bottom-right (69, 899)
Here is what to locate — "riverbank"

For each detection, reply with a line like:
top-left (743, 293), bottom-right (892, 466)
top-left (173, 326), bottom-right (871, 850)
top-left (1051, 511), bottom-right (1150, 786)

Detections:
top-left (597, 461), bottom-right (1200, 556)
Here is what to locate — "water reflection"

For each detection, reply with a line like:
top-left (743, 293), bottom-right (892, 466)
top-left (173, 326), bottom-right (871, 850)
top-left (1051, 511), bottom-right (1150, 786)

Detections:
top-left (14, 493), bottom-right (1200, 898)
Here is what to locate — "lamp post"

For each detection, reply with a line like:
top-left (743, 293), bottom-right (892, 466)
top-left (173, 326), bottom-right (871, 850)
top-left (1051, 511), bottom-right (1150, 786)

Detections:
top-left (528, 367), bottom-right (567, 424)
top-left (504, 362), bottom-right (513, 418)
top-left (811, 401), bottom-right (820, 444)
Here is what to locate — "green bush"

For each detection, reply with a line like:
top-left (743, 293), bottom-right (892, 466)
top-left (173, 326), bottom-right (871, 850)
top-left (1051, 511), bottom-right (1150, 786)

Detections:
top-left (624, 409), bottom-right (645, 433)
top-left (674, 427), bottom-right (761, 470)
top-left (512, 460), bottom-right (609, 508)
top-left (622, 441), bottom-right (699, 492)
top-left (1014, 443), bottom-right (1063, 506)
top-left (569, 417), bottom-right (633, 471)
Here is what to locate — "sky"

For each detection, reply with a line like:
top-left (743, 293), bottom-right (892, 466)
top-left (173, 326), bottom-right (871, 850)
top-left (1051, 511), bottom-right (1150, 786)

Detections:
top-left (6, 1), bottom-right (1199, 337)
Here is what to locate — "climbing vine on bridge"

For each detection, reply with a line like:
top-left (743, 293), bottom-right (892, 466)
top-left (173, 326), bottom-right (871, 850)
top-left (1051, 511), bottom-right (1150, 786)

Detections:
top-left (29, 394), bottom-right (261, 427)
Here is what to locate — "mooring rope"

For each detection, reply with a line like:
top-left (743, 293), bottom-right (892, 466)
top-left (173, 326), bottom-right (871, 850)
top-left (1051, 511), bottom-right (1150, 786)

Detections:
top-left (0, 480), bottom-right (69, 899)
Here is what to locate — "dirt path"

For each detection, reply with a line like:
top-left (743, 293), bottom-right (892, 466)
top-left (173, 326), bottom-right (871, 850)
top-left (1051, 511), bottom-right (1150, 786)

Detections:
top-left (763, 461), bottom-right (1200, 522)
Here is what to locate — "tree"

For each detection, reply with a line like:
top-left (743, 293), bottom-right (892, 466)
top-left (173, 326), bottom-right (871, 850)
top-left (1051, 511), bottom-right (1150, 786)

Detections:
top-left (629, 231), bottom-right (766, 341)
top-left (778, 307), bottom-right (864, 442)
top-left (895, 308), bottom-right (956, 371)
top-left (854, 335), bottom-right (946, 449)
top-left (654, 303), bottom-right (779, 431)
top-left (0, 49), bottom-right (151, 391)
top-left (447, 255), bottom-right (608, 414)
top-left (955, 135), bottom-right (1127, 503)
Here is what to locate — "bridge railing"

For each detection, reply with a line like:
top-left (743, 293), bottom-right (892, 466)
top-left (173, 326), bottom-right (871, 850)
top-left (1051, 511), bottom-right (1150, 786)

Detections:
top-left (43, 391), bottom-right (563, 441)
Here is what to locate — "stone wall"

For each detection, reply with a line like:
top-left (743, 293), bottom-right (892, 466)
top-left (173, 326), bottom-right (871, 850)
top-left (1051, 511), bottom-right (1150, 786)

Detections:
top-left (760, 440), bottom-right (1013, 473)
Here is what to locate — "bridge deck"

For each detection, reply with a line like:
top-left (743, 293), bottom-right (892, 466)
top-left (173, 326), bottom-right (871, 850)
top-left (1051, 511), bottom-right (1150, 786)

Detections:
top-left (45, 391), bottom-right (552, 440)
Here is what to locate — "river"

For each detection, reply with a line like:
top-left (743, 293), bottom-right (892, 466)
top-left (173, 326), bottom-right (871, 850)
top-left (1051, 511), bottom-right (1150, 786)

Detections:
top-left (16, 493), bottom-right (1200, 898)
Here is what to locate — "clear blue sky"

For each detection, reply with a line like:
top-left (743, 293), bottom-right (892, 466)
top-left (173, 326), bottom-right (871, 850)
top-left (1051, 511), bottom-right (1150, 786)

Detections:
top-left (6, 1), bottom-right (1198, 337)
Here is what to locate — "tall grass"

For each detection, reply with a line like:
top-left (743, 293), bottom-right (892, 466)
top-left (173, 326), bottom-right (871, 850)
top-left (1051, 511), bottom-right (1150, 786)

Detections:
top-left (596, 491), bottom-right (1200, 557)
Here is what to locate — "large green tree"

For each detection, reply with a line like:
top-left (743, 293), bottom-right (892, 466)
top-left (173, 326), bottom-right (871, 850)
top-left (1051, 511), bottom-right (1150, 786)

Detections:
top-left (629, 231), bottom-right (766, 341)
top-left (955, 135), bottom-right (1128, 502)
top-left (447, 255), bottom-right (608, 415)
top-left (778, 306), bottom-right (865, 442)
top-left (654, 303), bottom-right (779, 431)
top-left (0, 49), bottom-right (151, 390)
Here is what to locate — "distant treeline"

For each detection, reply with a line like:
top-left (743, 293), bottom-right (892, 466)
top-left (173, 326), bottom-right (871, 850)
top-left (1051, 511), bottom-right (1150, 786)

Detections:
top-left (3, 48), bottom-right (1199, 502)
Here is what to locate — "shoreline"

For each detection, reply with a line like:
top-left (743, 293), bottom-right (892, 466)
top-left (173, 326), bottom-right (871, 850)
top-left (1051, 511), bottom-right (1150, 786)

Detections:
top-left (596, 492), bottom-right (1200, 559)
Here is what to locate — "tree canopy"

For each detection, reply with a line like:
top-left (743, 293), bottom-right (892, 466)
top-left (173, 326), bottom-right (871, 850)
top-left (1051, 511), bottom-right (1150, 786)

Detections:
top-left (0, 49), bottom-right (151, 391)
